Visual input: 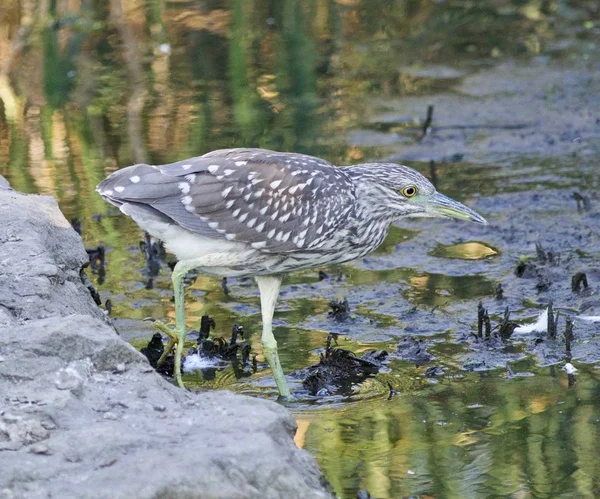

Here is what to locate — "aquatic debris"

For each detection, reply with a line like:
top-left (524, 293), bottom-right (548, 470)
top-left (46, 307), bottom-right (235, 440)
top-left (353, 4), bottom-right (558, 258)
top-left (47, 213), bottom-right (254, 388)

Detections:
top-left (80, 269), bottom-right (102, 306)
top-left (571, 272), bottom-right (588, 292)
top-left (572, 191), bottom-right (590, 212)
top-left (429, 160), bottom-right (438, 188)
top-left (562, 363), bottom-right (578, 375)
top-left (418, 104), bottom-right (434, 141)
top-left (395, 337), bottom-right (434, 364)
top-left (197, 314), bottom-right (216, 342)
top-left (328, 298), bottom-right (350, 322)
top-left (564, 317), bottom-right (574, 360)
top-left (184, 322), bottom-right (250, 376)
top-left (424, 366), bottom-right (444, 377)
top-left (498, 307), bottom-right (519, 340)
top-left (547, 302), bottom-right (556, 339)
top-left (190, 324), bottom-right (245, 360)
top-left (221, 277), bottom-right (230, 295)
top-left (139, 232), bottom-right (165, 289)
top-left (477, 301), bottom-right (491, 338)
top-left (300, 340), bottom-right (388, 396)
top-left (86, 244), bottom-right (106, 283)
top-left (387, 381), bottom-right (397, 400)
top-left (139, 232), bottom-right (166, 261)
top-left (70, 216), bottom-right (82, 235)
top-left (141, 333), bottom-right (173, 376)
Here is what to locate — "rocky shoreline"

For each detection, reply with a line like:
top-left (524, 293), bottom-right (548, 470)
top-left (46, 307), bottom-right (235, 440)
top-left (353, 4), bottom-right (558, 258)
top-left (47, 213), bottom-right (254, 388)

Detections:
top-left (0, 182), bottom-right (332, 498)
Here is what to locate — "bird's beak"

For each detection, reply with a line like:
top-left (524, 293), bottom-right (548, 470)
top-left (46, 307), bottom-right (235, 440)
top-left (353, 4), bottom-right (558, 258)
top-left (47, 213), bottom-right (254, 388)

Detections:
top-left (427, 192), bottom-right (488, 225)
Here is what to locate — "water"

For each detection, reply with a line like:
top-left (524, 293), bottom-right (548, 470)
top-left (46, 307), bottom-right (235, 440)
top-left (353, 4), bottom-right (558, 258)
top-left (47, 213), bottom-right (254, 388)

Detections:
top-left (2, 1), bottom-right (600, 497)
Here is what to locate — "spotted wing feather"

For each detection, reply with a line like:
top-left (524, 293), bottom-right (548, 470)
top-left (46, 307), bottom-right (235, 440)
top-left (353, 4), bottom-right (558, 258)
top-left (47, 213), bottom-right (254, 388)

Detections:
top-left (97, 148), bottom-right (356, 253)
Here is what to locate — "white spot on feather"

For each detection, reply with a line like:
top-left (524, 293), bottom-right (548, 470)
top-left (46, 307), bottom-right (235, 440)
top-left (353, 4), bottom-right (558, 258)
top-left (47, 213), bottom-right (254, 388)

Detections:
top-left (235, 161), bottom-right (247, 166)
top-left (232, 208), bottom-right (241, 217)
top-left (104, 189), bottom-right (113, 196)
top-left (252, 241), bottom-right (267, 249)
top-left (115, 186), bottom-right (125, 193)
top-left (178, 182), bottom-right (190, 194)
top-left (185, 174), bottom-right (196, 182)
top-left (221, 186), bottom-right (233, 197)
top-left (224, 169), bottom-right (235, 176)
top-left (208, 164), bottom-right (220, 174)
top-left (270, 180), bottom-right (282, 189)
top-left (225, 200), bottom-right (235, 209)
top-left (238, 212), bottom-right (248, 222)
top-left (259, 206), bottom-right (268, 215)
top-left (182, 196), bottom-right (192, 205)
top-left (247, 218), bottom-right (257, 228)
top-left (182, 164), bottom-right (192, 170)
top-left (267, 229), bottom-right (276, 239)
top-left (130, 176), bottom-right (140, 183)
top-left (255, 222), bottom-right (265, 232)
top-left (208, 222), bottom-right (219, 229)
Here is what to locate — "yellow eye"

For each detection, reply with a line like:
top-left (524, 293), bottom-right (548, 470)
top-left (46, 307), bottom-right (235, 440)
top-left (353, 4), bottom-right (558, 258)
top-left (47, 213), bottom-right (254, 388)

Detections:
top-left (402, 186), bottom-right (418, 198)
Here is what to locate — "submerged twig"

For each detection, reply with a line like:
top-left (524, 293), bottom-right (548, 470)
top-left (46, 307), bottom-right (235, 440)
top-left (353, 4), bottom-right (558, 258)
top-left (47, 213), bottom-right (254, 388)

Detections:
top-left (418, 105), bottom-right (434, 141)
top-left (564, 317), bottom-right (574, 361)
top-left (571, 272), bottom-right (588, 292)
top-left (573, 192), bottom-right (590, 212)
top-left (547, 302), bottom-right (556, 339)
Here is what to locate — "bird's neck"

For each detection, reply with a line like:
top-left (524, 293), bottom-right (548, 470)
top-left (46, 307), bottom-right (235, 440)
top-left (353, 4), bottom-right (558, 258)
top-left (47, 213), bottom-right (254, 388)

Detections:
top-left (348, 174), bottom-right (398, 251)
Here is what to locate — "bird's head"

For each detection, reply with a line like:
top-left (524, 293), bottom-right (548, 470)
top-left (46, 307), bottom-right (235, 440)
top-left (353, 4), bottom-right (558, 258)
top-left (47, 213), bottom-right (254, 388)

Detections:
top-left (348, 163), bottom-right (488, 225)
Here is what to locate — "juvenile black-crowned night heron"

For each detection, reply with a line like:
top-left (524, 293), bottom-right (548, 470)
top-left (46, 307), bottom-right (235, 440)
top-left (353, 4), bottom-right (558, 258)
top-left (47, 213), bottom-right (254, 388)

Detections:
top-left (97, 148), bottom-right (487, 396)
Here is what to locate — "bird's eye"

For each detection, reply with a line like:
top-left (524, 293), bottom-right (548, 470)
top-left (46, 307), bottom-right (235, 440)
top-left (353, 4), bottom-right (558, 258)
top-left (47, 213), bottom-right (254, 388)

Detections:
top-left (401, 186), bottom-right (418, 198)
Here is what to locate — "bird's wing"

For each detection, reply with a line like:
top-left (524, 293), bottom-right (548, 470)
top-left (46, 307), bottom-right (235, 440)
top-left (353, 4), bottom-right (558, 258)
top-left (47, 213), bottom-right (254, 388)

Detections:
top-left (97, 148), bottom-right (356, 253)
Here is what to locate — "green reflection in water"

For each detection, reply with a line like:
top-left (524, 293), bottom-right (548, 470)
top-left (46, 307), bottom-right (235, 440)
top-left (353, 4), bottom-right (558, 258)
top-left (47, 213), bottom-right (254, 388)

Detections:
top-left (298, 365), bottom-right (600, 499)
top-left (431, 241), bottom-right (499, 260)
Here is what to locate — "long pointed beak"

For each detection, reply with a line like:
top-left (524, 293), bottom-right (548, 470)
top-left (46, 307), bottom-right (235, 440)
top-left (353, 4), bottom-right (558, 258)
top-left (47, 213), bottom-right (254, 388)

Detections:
top-left (427, 192), bottom-right (488, 225)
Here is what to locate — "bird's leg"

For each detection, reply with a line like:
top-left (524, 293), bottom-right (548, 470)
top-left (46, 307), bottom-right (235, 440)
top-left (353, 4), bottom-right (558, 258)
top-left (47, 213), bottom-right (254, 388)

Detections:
top-left (151, 260), bottom-right (199, 388)
top-left (255, 275), bottom-right (290, 397)
top-left (170, 260), bottom-right (196, 389)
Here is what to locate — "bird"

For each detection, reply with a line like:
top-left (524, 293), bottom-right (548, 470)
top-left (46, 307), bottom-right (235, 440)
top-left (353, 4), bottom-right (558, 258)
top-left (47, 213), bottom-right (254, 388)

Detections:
top-left (97, 148), bottom-right (487, 396)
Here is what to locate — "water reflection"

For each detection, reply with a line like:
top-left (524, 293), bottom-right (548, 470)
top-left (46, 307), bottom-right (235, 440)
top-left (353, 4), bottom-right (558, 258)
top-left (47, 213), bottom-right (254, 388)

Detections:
top-left (431, 241), bottom-right (499, 260)
top-left (299, 365), bottom-right (600, 499)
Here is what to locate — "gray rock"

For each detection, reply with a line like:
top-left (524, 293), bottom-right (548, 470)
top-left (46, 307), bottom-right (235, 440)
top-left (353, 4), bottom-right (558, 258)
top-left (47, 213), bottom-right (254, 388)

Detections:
top-left (0, 189), bottom-right (332, 498)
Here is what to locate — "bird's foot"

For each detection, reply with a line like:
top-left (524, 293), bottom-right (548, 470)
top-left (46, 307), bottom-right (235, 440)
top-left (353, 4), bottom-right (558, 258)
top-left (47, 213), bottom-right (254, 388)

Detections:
top-left (144, 319), bottom-right (186, 389)
top-left (146, 318), bottom-right (178, 341)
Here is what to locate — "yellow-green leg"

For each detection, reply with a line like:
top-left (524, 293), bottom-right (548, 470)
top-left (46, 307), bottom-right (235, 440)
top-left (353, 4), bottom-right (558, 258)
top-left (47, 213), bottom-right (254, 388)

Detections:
top-left (153, 260), bottom-right (197, 388)
top-left (255, 275), bottom-right (290, 397)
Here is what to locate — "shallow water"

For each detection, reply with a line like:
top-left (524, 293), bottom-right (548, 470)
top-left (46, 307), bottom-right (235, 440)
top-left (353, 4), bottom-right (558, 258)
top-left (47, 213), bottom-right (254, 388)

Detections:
top-left (2, 1), bottom-right (600, 497)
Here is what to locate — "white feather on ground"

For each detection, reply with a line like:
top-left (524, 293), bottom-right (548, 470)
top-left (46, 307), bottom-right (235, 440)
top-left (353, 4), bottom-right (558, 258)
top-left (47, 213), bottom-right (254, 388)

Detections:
top-left (182, 354), bottom-right (222, 373)
top-left (576, 315), bottom-right (600, 323)
top-left (514, 308), bottom-right (548, 334)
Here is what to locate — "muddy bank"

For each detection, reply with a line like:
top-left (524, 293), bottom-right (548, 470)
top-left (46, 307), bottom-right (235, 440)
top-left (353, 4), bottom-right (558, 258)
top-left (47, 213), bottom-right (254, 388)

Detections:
top-left (0, 187), bottom-right (332, 498)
